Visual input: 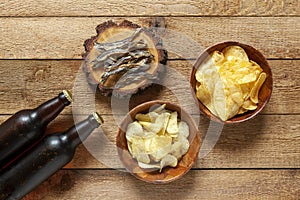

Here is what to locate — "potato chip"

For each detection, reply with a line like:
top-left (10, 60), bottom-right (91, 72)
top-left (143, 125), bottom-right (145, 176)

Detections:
top-left (142, 131), bottom-right (156, 139)
top-left (177, 135), bottom-right (190, 157)
top-left (213, 78), bottom-right (228, 121)
top-left (143, 138), bottom-right (152, 152)
top-left (158, 112), bottom-right (171, 135)
top-left (152, 104), bottom-right (166, 113)
top-left (149, 112), bottom-right (159, 121)
top-left (195, 58), bottom-right (215, 83)
top-left (136, 153), bottom-right (151, 164)
top-left (196, 82), bottom-right (212, 107)
top-left (211, 51), bottom-right (225, 65)
top-left (195, 45), bottom-right (266, 121)
top-left (131, 139), bottom-right (143, 158)
top-left (139, 112), bottom-right (169, 134)
top-left (166, 111), bottom-right (178, 135)
top-left (138, 162), bottom-right (160, 169)
top-left (127, 142), bottom-right (133, 155)
top-left (150, 144), bottom-right (172, 162)
top-left (126, 105), bottom-right (190, 172)
top-left (170, 137), bottom-right (190, 159)
top-left (237, 107), bottom-right (248, 115)
top-left (249, 60), bottom-right (263, 74)
top-left (231, 91), bottom-right (244, 106)
top-left (135, 113), bottom-right (151, 122)
top-left (138, 121), bottom-right (152, 131)
top-left (201, 64), bottom-right (219, 93)
top-left (222, 45), bottom-right (249, 61)
top-left (236, 69), bottom-right (258, 84)
top-left (240, 83), bottom-right (251, 99)
top-left (178, 121), bottom-right (189, 138)
top-left (250, 72), bottom-right (267, 104)
top-left (170, 141), bottom-right (183, 159)
top-left (242, 99), bottom-right (258, 110)
top-left (160, 154), bottom-right (178, 172)
top-left (126, 121), bottom-right (144, 142)
top-left (135, 112), bottom-right (159, 123)
top-left (150, 135), bottom-right (172, 152)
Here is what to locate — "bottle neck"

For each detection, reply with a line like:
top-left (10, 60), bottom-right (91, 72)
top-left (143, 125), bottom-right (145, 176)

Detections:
top-left (33, 91), bottom-right (72, 126)
top-left (65, 114), bottom-right (102, 148)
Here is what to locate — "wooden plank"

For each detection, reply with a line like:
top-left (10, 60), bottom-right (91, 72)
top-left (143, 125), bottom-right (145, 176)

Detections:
top-left (1, 114), bottom-right (299, 169)
top-left (0, 17), bottom-right (299, 59)
top-left (1, 0), bottom-right (299, 17)
top-left (0, 59), bottom-right (299, 114)
top-left (23, 169), bottom-right (300, 199)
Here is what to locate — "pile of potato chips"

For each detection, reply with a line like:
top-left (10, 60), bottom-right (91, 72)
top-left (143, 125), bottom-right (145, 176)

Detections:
top-left (195, 45), bottom-right (267, 121)
top-left (126, 104), bottom-right (190, 172)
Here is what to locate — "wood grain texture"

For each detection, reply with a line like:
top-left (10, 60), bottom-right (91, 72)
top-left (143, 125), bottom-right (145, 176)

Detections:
top-left (1, 0), bottom-right (299, 17)
top-left (23, 169), bottom-right (300, 200)
top-left (0, 17), bottom-right (299, 59)
top-left (0, 1), bottom-right (298, 199)
top-left (0, 59), bottom-right (298, 114)
top-left (1, 114), bottom-right (298, 169)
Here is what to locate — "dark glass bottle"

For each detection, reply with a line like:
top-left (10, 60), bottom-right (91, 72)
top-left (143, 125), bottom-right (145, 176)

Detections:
top-left (0, 112), bottom-right (103, 200)
top-left (0, 90), bottom-right (72, 169)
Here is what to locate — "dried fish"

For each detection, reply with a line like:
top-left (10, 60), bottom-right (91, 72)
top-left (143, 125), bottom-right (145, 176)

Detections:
top-left (114, 71), bottom-right (157, 89)
top-left (101, 59), bottom-right (150, 83)
top-left (105, 55), bottom-right (132, 71)
top-left (92, 41), bottom-right (149, 69)
top-left (90, 26), bottom-right (158, 90)
top-left (92, 48), bottom-right (128, 65)
top-left (103, 57), bottom-right (117, 69)
top-left (101, 67), bottom-right (128, 84)
top-left (94, 28), bottom-right (143, 51)
top-left (128, 39), bottom-right (148, 52)
top-left (129, 50), bottom-right (151, 59)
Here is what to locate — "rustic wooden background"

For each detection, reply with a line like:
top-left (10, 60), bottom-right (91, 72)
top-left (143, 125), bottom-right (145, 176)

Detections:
top-left (0, 0), bottom-right (299, 199)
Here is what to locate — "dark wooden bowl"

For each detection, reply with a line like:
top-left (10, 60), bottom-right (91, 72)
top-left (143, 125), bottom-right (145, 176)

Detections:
top-left (116, 100), bottom-right (201, 183)
top-left (190, 41), bottom-right (273, 124)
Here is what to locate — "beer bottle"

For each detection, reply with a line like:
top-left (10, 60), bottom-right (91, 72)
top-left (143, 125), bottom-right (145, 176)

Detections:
top-left (0, 112), bottom-right (103, 200)
top-left (0, 90), bottom-right (72, 169)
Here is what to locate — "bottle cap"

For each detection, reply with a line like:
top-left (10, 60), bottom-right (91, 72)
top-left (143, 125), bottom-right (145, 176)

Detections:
top-left (62, 90), bottom-right (73, 103)
top-left (93, 112), bottom-right (104, 125)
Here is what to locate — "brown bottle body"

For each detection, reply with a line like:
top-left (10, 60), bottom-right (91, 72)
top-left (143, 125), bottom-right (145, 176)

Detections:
top-left (0, 91), bottom-right (72, 169)
top-left (0, 113), bottom-right (102, 200)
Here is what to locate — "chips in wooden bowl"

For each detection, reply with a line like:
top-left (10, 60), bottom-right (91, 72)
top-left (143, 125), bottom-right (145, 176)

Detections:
top-left (116, 100), bottom-right (201, 183)
top-left (190, 41), bottom-right (273, 124)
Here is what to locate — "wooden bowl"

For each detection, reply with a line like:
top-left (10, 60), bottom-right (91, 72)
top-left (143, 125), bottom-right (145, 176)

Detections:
top-left (190, 41), bottom-right (273, 124)
top-left (116, 100), bottom-right (201, 183)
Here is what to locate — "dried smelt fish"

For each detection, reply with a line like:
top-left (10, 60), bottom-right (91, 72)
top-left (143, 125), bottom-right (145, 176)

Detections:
top-left (128, 39), bottom-right (148, 52)
top-left (91, 27), bottom-right (156, 89)
top-left (103, 57), bottom-right (117, 69)
top-left (94, 28), bottom-right (143, 51)
top-left (92, 40), bottom-right (149, 69)
top-left (104, 55), bottom-right (132, 71)
top-left (104, 50), bottom-right (151, 71)
top-left (100, 58), bottom-right (152, 84)
top-left (129, 50), bottom-right (152, 59)
top-left (100, 67), bottom-right (127, 84)
top-left (114, 71), bottom-right (157, 89)
top-left (83, 20), bottom-right (168, 97)
top-left (92, 48), bottom-right (128, 65)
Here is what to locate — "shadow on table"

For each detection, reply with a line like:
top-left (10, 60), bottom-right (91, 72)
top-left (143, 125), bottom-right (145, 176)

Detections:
top-left (196, 114), bottom-right (268, 168)
top-left (127, 169), bottom-right (199, 200)
top-left (217, 114), bottom-right (267, 150)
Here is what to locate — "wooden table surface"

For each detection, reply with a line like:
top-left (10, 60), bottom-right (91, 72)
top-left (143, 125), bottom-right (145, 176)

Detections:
top-left (0, 1), bottom-right (299, 199)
